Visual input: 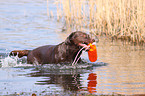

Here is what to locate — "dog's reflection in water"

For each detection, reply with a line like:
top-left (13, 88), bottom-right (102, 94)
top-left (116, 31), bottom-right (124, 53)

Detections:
top-left (28, 70), bottom-right (97, 93)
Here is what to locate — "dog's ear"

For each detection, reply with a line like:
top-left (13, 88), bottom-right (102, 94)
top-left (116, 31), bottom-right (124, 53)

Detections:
top-left (65, 32), bottom-right (76, 45)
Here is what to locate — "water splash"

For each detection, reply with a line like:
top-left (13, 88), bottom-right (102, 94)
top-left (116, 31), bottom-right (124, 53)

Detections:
top-left (0, 56), bottom-right (33, 68)
top-left (0, 56), bottom-right (18, 67)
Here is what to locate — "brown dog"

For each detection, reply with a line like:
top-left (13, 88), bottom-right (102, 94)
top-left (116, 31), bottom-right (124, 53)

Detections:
top-left (10, 31), bottom-right (95, 64)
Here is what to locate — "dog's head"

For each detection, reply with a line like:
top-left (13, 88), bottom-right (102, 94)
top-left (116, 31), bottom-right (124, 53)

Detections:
top-left (65, 31), bottom-right (95, 50)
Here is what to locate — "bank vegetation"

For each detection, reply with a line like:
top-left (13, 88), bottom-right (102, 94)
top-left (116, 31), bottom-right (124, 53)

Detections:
top-left (47, 0), bottom-right (145, 44)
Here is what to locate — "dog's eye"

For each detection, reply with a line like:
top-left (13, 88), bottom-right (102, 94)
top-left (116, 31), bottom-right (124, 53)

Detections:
top-left (83, 35), bottom-right (88, 39)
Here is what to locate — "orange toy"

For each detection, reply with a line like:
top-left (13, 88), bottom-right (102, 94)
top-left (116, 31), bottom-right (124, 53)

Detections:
top-left (88, 43), bottom-right (97, 62)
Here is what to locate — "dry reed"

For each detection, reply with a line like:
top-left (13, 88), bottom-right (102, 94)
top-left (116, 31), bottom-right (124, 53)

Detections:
top-left (48, 0), bottom-right (145, 43)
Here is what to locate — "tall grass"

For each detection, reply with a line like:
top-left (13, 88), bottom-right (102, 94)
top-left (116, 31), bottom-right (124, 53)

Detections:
top-left (49, 0), bottom-right (145, 43)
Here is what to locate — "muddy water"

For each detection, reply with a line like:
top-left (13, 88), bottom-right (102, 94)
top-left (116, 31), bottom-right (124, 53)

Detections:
top-left (0, 0), bottom-right (145, 95)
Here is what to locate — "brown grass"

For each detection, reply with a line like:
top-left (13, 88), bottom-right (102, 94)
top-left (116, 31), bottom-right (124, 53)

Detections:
top-left (48, 0), bottom-right (145, 43)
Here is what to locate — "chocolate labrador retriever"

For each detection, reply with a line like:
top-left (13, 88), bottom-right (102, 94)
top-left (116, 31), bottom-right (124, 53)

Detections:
top-left (10, 31), bottom-right (95, 64)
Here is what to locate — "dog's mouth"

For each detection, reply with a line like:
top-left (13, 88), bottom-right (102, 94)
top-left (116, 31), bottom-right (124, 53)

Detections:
top-left (78, 42), bottom-right (91, 51)
top-left (79, 42), bottom-right (96, 51)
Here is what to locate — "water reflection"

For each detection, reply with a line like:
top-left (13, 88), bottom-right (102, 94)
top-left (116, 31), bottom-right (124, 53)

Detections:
top-left (87, 73), bottom-right (97, 93)
top-left (26, 68), bottom-right (97, 93)
top-left (30, 72), bottom-right (81, 91)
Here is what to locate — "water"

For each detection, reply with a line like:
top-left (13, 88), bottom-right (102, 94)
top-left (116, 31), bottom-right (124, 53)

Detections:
top-left (0, 0), bottom-right (145, 95)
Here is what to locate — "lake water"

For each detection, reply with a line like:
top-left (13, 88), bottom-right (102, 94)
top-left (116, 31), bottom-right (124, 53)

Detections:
top-left (0, 0), bottom-right (145, 95)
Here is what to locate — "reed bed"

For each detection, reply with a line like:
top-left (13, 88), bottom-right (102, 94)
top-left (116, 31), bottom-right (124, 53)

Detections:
top-left (48, 0), bottom-right (145, 43)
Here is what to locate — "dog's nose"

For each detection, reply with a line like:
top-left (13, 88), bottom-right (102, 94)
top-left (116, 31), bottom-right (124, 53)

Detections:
top-left (93, 36), bottom-right (99, 43)
top-left (92, 39), bottom-right (95, 42)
